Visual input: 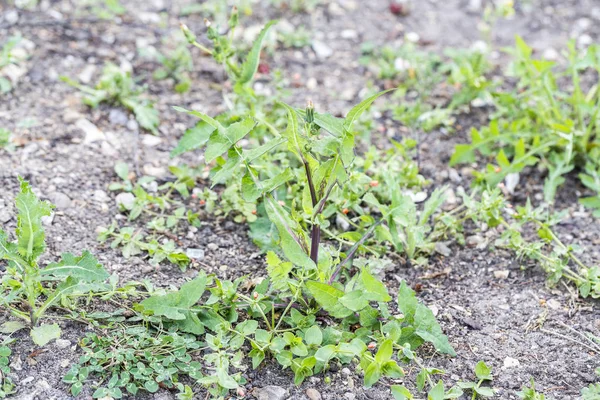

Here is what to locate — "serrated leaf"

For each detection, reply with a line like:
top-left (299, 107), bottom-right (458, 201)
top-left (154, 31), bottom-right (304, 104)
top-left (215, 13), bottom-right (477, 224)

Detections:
top-left (238, 21), bottom-right (277, 84)
top-left (42, 251), bottom-right (109, 282)
top-left (132, 103), bottom-right (159, 133)
top-left (171, 121), bottom-right (216, 157)
top-left (205, 118), bottom-right (256, 162)
top-left (31, 323), bottom-right (61, 346)
top-left (15, 178), bottom-right (53, 260)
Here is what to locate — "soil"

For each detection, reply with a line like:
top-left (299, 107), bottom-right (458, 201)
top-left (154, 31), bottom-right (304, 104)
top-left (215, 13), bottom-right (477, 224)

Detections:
top-left (1, 0), bottom-right (599, 399)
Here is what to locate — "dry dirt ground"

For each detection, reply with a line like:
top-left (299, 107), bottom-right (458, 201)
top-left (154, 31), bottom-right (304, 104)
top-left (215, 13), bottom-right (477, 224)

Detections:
top-left (1, 0), bottom-right (599, 399)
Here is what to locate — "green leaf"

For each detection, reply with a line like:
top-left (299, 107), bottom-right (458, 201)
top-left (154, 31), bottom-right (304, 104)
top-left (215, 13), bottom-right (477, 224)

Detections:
top-left (343, 89), bottom-right (394, 132)
top-left (449, 144), bottom-right (476, 166)
top-left (427, 380), bottom-right (445, 400)
top-left (42, 251), bottom-right (109, 282)
top-left (171, 121), bottom-right (216, 157)
top-left (0, 320), bottom-right (26, 334)
top-left (306, 280), bottom-right (352, 318)
top-left (238, 21), bottom-right (277, 84)
top-left (304, 326), bottom-right (323, 346)
top-left (375, 339), bottom-right (394, 363)
top-left (265, 198), bottom-right (314, 270)
top-left (474, 360), bottom-right (492, 380)
top-left (359, 269), bottom-right (391, 302)
top-left (144, 380), bottom-right (159, 393)
top-left (172, 106), bottom-right (223, 130)
top-left (132, 103), bottom-right (159, 134)
top-left (15, 178), bottom-right (53, 260)
top-left (339, 290), bottom-right (369, 311)
top-left (205, 118), bottom-right (256, 162)
top-left (139, 273), bottom-right (207, 320)
top-left (391, 385), bottom-right (413, 400)
top-left (363, 362), bottom-right (382, 388)
top-left (31, 323), bottom-right (61, 346)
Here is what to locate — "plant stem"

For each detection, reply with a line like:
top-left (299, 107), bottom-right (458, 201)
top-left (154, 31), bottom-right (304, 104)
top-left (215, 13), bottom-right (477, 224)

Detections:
top-left (304, 161), bottom-right (320, 264)
top-left (329, 218), bottom-right (384, 284)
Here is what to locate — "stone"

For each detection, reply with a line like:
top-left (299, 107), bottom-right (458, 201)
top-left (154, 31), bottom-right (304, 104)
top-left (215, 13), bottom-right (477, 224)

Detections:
top-left (405, 32), bottom-right (420, 43)
top-left (108, 108), bottom-right (129, 126)
top-left (306, 388), bottom-right (322, 400)
top-left (543, 48), bottom-right (559, 61)
top-left (186, 248), bottom-right (205, 260)
top-left (49, 192), bottom-right (72, 209)
top-left (93, 189), bottom-right (110, 203)
top-left (493, 270), bottom-right (509, 279)
top-left (4, 10), bottom-right (19, 25)
top-left (341, 367), bottom-right (351, 376)
top-left (76, 118), bottom-right (105, 144)
top-left (306, 77), bottom-right (318, 90)
top-left (115, 192), bottom-right (135, 210)
top-left (77, 64), bottom-right (96, 84)
top-left (312, 40), bottom-right (333, 59)
top-left (0, 200), bottom-right (12, 223)
top-left (253, 385), bottom-right (288, 400)
top-left (55, 339), bottom-right (71, 349)
top-left (142, 164), bottom-right (167, 178)
top-left (336, 214), bottom-right (350, 231)
top-left (141, 134), bottom-right (162, 147)
top-left (466, 235), bottom-right (484, 248)
top-left (340, 29), bottom-right (358, 40)
top-left (207, 243), bottom-right (219, 251)
top-left (63, 110), bottom-right (82, 123)
top-left (41, 212), bottom-right (55, 226)
top-left (504, 173), bottom-right (520, 194)
top-left (127, 119), bottom-right (139, 131)
top-left (434, 242), bottom-right (452, 257)
top-left (344, 393), bottom-right (356, 400)
top-left (503, 356), bottom-right (520, 369)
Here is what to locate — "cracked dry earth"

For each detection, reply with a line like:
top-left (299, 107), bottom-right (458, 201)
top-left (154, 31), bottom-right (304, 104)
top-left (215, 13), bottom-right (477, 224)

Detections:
top-left (1, 0), bottom-right (599, 399)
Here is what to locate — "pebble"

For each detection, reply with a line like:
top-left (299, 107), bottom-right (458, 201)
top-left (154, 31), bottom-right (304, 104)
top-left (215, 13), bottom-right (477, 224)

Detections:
top-left (344, 393), bottom-right (356, 400)
top-left (503, 356), bottom-right (520, 369)
top-left (336, 214), bottom-right (350, 231)
top-left (63, 110), bottom-right (82, 123)
top-left (49, 192), bottom-right (72, 209)
top-left (493, 270), bottom-right (510, 279)
top-left (60, 359), bottom-right (70, 368)
top-left (109, 108), bottom-right (129, 126)
top-left (0, 200), bottom-right (12, 223)
top-left (4, 9), bottom-right (19, 25)
top-left (77, 64), bottom-right (96, 84)
top-left (186, 248), bottom-right (205, 260)
top-left (504, 173), bottom-right (520, 194)
top-left (434, 242), bottom-right (452, 257)
top-left (41, 212), bottom-right (55, 226)
top-left (115, 192), bottom-right (135, 210)
top-left (341, 367), bottom-right (351, 376)
top-left (10, 356), bottom-right (22, 371)
top-left (141, 134), bottom-right (162, 147)
top-left (142, 164), bottom-right (167, 178)
top-left (546, 298), bottom-right (561, 310)
top-left (127, 119), bottom-right (139, 131)
top-left (543, 48), bottom-right (559, 61)
top-left (578, 34), bottom-right (593, 48)
top-left (207, 243), bottom-right (219, 251)
top-left (466, 234), bottom-right (484, 248)
top-left (405, 32), bottom-right (420, 43)
top-left (340, 29), bottom-right (358, 40)
top-left (93, 189), bottom-right (110, 203)
top-left (306, 388), bottom-right (322, 400)
top-left (55, 339), bottom-right (71, 349)
top-left (76, 118), bottom-right (105, 144)
top-left (306, 77), bottom-right (318, 90)
top-left (253, 385), bottom-right (288, 400)
top-left (312, 40), bottom-right (333, 59)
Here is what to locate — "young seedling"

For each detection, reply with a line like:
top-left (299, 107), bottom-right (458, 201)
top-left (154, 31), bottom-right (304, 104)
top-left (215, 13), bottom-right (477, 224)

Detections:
top-left (0, 179), bottom-right (110, 346)
top-left (517, 378), bottom-right (546, 400)
top-left (62, 63), bottom-right (160, 134)
top-left (457, 361), bottom-right (495, 398)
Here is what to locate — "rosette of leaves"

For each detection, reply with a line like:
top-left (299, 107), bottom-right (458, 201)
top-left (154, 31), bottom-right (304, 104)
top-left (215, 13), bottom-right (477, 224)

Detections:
top-left (0, 178), bottom-right (110, 346)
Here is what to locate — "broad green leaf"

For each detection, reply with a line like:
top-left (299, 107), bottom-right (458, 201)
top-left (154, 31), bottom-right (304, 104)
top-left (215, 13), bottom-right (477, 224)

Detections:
top-left (238, 21), bottom-right (277, 84)
top-left (391, 385), bottom-right (414, 400)
top-left (172, 106), bottom-right (223, 130)
top-left (304, 326), bottom-right (323, 346)
top-left (375, 339), bottom-right (394, 363)
top-left (15, 178), bottom-right (53, 260)
top-left (0, 320), bottom-right (26, 334)
top-left (449, 144), bottom-right (476, 166)
top-left (31, 323), bottom-right (61, 346)
top-left (306, 280), bottom-right (352, 318)
top-left (265, 198), bottom-right (314, 270)
top-left (363, 362), bottom-right (382, 388)
top-left (339, 290), bottom-right (369, 311)
top-left (359, 269), bottom-right (391, 302)
top-left (243, 136), bottom-right (286, 162)
top-left (205, 118), bottom-right (256, 162)
top-left (474, 360), bottom-right (492, 380)
top-left (139, 273), bottom-right (207, 320)
top-left (42, 251), bottom-right (109, 282)
top-left (171, 121), bottom-right (216, 157)
top-left (414, 304), bottom-right (455, 356)
top-left (427, 380), bottom-right (445, 400)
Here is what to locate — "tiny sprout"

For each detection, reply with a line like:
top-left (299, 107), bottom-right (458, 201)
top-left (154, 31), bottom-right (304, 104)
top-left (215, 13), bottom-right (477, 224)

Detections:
top-left (229, 6), bottom-right (239, 29)
top-left (180, 23), bottom-right (196, 44)
top-left (306, 100), bottom-right (315, 123)
top-left (369, 180), bottom-right (379, 188)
